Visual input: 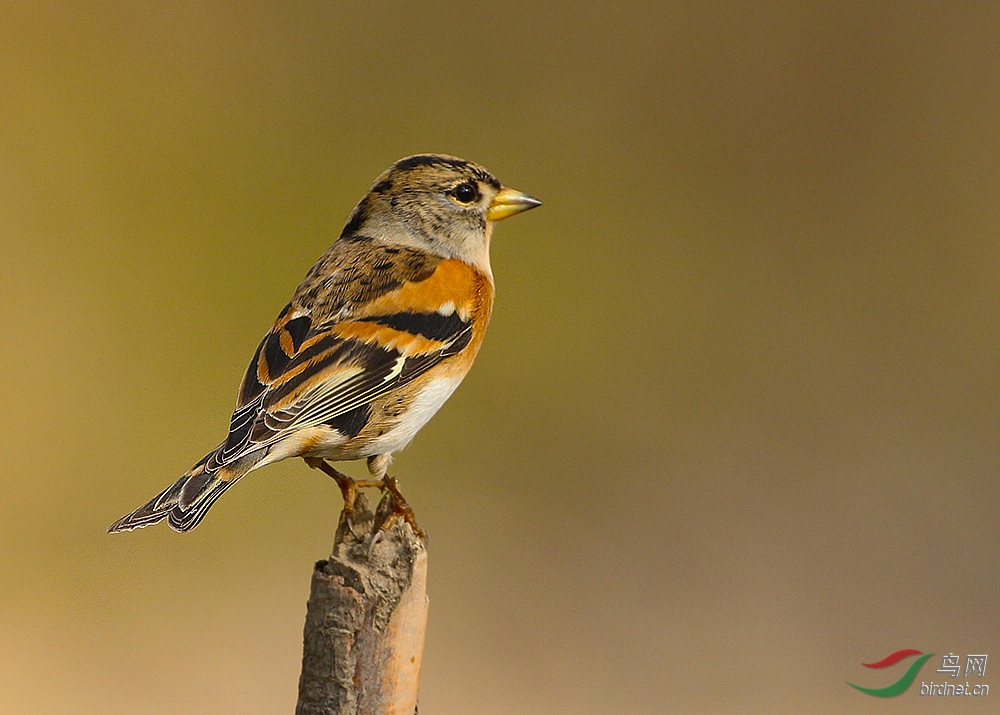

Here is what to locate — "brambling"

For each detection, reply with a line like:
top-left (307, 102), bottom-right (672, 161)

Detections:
top-left (109, 154), bottom-right (540, 535)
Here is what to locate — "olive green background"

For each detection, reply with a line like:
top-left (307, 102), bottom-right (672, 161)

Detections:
top-left (1, 2), bottom-right (997, 713)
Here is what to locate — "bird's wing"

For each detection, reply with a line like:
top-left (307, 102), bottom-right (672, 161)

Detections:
top-left (206, 244), bottom-right (485, 470)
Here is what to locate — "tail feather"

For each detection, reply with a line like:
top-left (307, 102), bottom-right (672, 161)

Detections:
top-left (108, 447), bottom-right (249, 533)
top-left (169, 476), bottom-right (237, 532)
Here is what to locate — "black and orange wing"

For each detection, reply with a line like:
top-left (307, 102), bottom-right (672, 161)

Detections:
top-left (206, 247), bottom-right (486, 471)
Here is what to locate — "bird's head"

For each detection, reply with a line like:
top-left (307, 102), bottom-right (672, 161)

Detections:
top-left (340, 154), bottom-right (541, 272)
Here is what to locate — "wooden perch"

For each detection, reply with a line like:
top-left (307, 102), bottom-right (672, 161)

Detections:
top-left (296, 492), bottom-right (428, 715)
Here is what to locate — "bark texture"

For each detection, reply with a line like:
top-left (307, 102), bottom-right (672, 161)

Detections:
top-left (296, 493), bottom-right (428, 715)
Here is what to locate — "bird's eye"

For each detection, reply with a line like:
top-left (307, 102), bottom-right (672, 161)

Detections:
top-left (450, 182), bottom-right (479, 204)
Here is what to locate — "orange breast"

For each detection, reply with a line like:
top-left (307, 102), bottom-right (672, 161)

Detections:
top-left (359, 258), bottom-right (491, 322)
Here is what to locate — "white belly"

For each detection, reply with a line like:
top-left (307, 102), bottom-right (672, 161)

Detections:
top-left (367, 375), bottom-right (464, 455)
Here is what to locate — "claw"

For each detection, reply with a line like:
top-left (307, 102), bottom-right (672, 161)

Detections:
top-left (379, 475), bottom-right (427, 540)
top-left (307, 458), bottom-right (381, 506)
top-left (305, 458), bottom-right (383, 538)
top-left (305, 458), bottom-right (426, 541)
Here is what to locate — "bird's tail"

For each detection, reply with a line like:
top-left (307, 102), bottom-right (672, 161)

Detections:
top-left (108, 447), bottom-right (248, 533)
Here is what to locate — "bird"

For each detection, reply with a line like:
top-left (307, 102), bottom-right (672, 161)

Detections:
top-left (108, 154), bottom-right (541, 536)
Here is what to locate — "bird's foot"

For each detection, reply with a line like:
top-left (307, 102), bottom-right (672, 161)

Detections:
top-left (376, 474), bottom-right (427, 541)
top-left (304, 458), bottom-right (425, 541)
top-left (305, 458), bottom-right (383, 537)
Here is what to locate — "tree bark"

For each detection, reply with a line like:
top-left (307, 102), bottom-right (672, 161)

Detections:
top-left (296, 493), bottom-right (428, 715)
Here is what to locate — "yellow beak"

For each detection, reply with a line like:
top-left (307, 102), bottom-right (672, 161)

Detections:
top-left (487, 186), bottom-right (543, 222)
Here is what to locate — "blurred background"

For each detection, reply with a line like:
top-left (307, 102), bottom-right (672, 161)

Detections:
top-left (1, 2), bottom-right (998, 713)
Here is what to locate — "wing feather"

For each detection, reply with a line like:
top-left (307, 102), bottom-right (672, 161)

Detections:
top-left (210, 244), bottom-right (478, 469)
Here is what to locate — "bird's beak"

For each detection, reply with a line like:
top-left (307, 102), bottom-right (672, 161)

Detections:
top-left (487, 186), bottom-right (543, 221)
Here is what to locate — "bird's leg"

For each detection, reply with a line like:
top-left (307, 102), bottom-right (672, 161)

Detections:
top-left (381, 474), bottom-right (426, 540)
top-left (304, 457), bottom-right (381, 513)
top-left (367, 454), bottom-right (426, 540)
